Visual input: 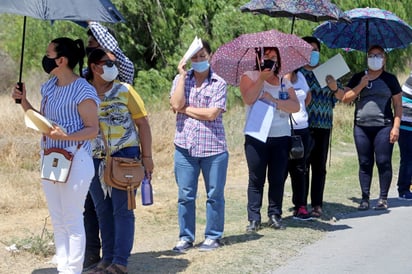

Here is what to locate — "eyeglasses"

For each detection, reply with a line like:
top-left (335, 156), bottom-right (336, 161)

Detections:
top-left (368, 53), bottom-right (384, 58)
top-left (96, 59), bottom-right (119, 68)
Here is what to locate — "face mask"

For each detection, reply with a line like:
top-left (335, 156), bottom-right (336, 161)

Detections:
top-left (192, 60), bottom-right (210, 73)
top-left (100, 64), bottom-right (119, 82)
top-left (42, 56), bottom-right (58, 74)
top-left (367, 57), bottom-right (384, 71)
top-left (86, 46), bottom-right (97, 56)
top-left (260, 59), bottom-right (277, 71)
top-left (309, 51), bottom-right (320, 67)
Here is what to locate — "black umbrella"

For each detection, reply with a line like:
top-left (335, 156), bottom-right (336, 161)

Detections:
top-left (240, 0), bottom-right (350, 34)
top-left (0, 0), bottom-right (125, 103)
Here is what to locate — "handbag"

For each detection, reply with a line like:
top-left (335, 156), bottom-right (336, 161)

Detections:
top-left (102, 134), bottom-right (144, 210)
top-left (289, 115), bottom-right (304, 160)
top-left (41, 144), bottom-right (82, 183)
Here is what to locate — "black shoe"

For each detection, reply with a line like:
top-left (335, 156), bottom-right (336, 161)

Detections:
top-left (268, 215), bottom-right (285, 230)
top-left (172, 240), bottom-right (194, 253)
top-left (83, 253), bottom-right (101, 271)
top-left (199, 238), bottom-right (222, 251)
top-left (246, 220), bottom-right (261, 233)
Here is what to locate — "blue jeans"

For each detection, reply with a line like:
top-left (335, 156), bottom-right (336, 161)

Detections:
top-left (397, 128), bottom-right (412, 195)
top-left (174, 146), bottom-right (229, 242)
top-left (354, 125), bottom-right (393, 200)
top-left (89, 147), bottom-right (139, 267)
top-left (245, 135), bottom-right (290, 221)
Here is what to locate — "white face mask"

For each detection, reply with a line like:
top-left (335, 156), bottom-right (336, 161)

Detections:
top-left (367, 57), bottom-right (384, 71)
top-left (100, 65), bottom-right (119, 82)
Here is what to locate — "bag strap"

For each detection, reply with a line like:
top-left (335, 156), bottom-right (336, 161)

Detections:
top-left (289, 114), bottom-right (297, 135)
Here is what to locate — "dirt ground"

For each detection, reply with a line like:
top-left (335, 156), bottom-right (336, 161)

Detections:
top-left (0, 157), bottom-right (254, 274)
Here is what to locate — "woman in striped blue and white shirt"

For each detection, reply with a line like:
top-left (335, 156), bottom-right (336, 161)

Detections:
top-left (12, 37), bottom-right (100, 274)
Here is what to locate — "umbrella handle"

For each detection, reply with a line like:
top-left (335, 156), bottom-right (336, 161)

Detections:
top-left (15, 82), bottom-right (23, 104)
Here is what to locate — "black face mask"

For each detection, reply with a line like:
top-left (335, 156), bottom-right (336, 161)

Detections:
top-left (86, 46), bottom-right (98, 56)
top-left (259, 59), bottom-right (277, 71)
top-left (42, 56), bottom-right (58, 74)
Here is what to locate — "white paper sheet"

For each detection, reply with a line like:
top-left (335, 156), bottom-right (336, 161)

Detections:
top-left (313, 53), bottom-right (351, 88)
top-left (244, 99), bottom-right (274, 143)
top-left (183, 36), bottom-right (203, 62)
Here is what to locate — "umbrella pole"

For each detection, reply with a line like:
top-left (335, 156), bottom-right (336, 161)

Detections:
top-left (16, 16), bottom-right (27, 104)
top-left (290, 16), bottom-right (295, 34)
top-left (365, 19), bottom-right (369, 66)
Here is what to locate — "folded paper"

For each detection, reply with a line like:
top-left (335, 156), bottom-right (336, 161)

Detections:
top-left (183, 36), bottom-right (203, 62)
top-left (313, 53), bottom-right (350, 88)
top-left (244, 99), bottom-right (274, 143)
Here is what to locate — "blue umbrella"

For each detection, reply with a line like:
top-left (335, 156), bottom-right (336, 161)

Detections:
top-left (313, 7), bottom-right (412, 52)
top-left (240, 0), bottom-right (349, 33)
top-left (0, 0), bottom-right (125, 102)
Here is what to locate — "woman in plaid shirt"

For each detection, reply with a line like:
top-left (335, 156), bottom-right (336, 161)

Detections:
top-left (170, 40), bottom-right (229, 253)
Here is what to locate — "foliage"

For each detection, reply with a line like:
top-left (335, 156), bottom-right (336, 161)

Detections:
top-left (1, 0), bottom-right (412, 102)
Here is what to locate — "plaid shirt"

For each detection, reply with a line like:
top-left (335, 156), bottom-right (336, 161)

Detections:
top-left (170, 69), bottom-right (228, 157)
top-left (89, 22), bottom-right (135, 84)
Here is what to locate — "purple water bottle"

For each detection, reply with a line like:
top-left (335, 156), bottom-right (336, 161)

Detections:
top-left (141, 176), bottom-right (153, 206)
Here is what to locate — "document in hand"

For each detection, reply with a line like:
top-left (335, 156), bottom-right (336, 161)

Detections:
top-left (244, 99), bottom-right (274, 143)
top-left (183, 36), bottom-right (203, 62)
top-left (24, 109), bottom-right (66, 134)
top-left (313, 53), bottom-right (350, 88)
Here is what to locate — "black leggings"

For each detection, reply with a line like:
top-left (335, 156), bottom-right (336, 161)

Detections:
top-left (354, 125), bottom-right (393, 200)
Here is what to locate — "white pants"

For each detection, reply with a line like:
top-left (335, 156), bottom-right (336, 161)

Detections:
top-left (42, 147), bottom-right (94, 274)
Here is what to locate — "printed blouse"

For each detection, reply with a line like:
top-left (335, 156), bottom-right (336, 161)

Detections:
top-left (92, 81), bottom-right (147, 158)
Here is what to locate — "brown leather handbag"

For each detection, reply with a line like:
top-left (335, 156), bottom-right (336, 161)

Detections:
top-left (104, 154), bottom-right (144, 210)
top-left (102, 131), bottom-right (144, 210)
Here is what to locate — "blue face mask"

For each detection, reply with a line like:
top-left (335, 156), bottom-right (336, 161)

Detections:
top-left (309, 51), bottom-right (320, 67)
top-left (192, 60), bottom-right (210, 73)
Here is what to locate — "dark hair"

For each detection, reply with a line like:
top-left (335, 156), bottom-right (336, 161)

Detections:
top-left (87, 27), bottom-right (116, 40)
top-left (51, 37), bottom-right (85, 76)
top-left (201, 39), bottom-right (212, 54)
top-left (368, 45), bottom-right (385, 54)
top-left (254, 47), bottom-right (281, 74)
top-left (302, 36), bottom-right (321, 52)
top-left (85, 48), bottom-right (113, 81)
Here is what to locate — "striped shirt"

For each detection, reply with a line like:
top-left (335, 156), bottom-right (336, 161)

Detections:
top-left (401, 95), bottom-right (412, 131)
top-left (41, 77), bottom-right (100, 154)
top-left (89, 21), bottom-right (135, 84)
top-left (170, 69), bottom-right (228, 157)
top-left (92, 81), bottom-right (147, 158)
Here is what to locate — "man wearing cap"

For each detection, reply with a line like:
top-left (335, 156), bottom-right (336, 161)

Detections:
top-left (83, 21), bottom-right (135, 270)
top-left (397, 74), bottom-right (412, 200)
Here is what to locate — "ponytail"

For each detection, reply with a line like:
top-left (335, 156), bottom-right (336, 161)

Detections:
top-left (74, 39), bottom-right (86, 77)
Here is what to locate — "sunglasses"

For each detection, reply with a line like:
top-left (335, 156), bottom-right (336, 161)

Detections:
top-left (367, 53), bottom-right (384, 58)
top-left (96, 59), bottom-right (119, 68)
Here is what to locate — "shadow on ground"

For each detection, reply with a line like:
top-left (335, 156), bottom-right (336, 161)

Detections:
top-left (282, 197), bottom-right (412, 233)
top-left (32, 268), bottom-right (56, 274)
top-left (125, 233), bottom-right (262, 273)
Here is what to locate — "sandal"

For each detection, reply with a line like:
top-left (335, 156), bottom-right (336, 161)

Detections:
top-left (358, 199), bottom-right (369, 211)
top-left (87, 260), bottom-right (111, 273)
top-left (374, 199), bottom-right (388, 210)
top-left (310, 206), bottom-right (322, 218)
top-left (103, 263), bottom-right (128, 274)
